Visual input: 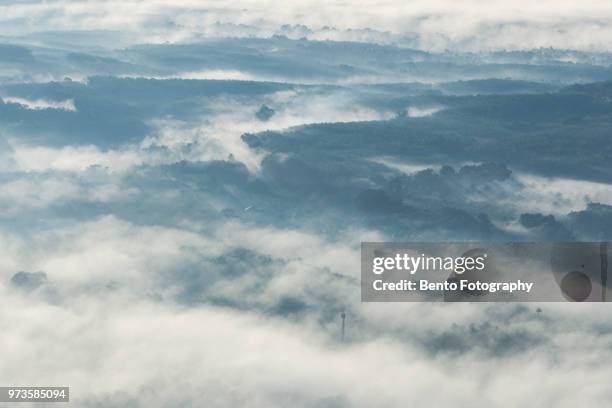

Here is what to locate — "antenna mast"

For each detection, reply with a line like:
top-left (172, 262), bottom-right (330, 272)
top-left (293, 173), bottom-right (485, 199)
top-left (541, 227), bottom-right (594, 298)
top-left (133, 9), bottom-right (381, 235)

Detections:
top-left (601, 242), bottom-right (608, 301)
top-left (341, 310), bottom-right (346, 342)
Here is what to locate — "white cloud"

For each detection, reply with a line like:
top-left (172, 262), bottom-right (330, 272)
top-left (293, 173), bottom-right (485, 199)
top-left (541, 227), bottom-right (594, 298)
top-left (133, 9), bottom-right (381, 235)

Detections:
top-left (2, 97), bottom-right (76, 111)
top-left (216, 221), bottom-right (383, 278)
top-left (0, 177), bottom-right (81, 209)
top-left (407, 105), bottom-right (444, 118)
top-left (0, 213), bottom-right (374, 297)
top-left (0, 172), bottom-right (135, 212)
top-left (10, 144), bottom-right (145, 173)
top-left (369, 157), bottom-right (440, 174)
top-left (33, 216), bottom-right (216, 293)
top-left (5, 89), bottom-right (391, 174)
top-left (0, 213), bottom-right (610, 406)
top-left (2, 0), bottom-right (612, 51)
top-left (0, 248), bottom-right (611, 407)
top-left (142, 91), bottom-right (393, 172)
top-left (177, 70), bottom-right (259, 81)
top-left (508, 173), bottom-right (612, 216)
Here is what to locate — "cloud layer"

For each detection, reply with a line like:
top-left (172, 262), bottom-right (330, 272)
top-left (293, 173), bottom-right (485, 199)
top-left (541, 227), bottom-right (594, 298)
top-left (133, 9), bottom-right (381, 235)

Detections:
top-left (2, 0), bottom-right (612, 51)
top-left (1, 5), bottom-right (612, 406)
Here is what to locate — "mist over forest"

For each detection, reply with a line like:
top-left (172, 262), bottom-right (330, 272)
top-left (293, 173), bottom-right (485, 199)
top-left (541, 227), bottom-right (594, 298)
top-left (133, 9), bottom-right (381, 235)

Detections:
top-left (1, 1), bottom-right (612, 407)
